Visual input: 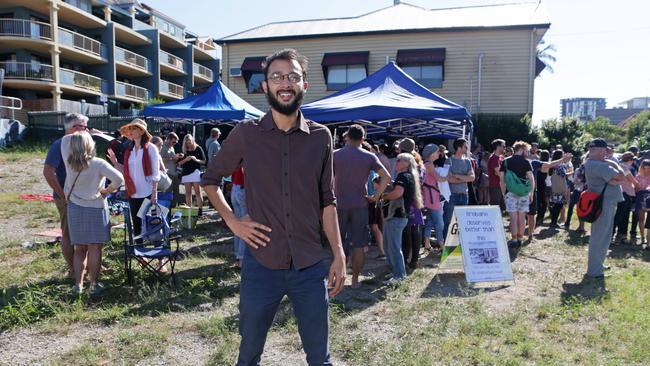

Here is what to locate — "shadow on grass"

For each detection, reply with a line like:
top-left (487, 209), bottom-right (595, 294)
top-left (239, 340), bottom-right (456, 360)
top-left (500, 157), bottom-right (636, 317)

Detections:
top-left (0, 238), bottom-right (242, 330)
top-left (608, 243), bottom-right (650, 262)
top-left (508, 244), bottom-right (522, 262)
top-left (560, 276), bottom-right (608, 304)
top-left (534, 227), bottom-right (560, 240)
top-left (420, 273), bottom-right (509, 298)
top-left (333, 272), bottom-right (391, 314)
top-left (565, 230), bottom-right (590, 246)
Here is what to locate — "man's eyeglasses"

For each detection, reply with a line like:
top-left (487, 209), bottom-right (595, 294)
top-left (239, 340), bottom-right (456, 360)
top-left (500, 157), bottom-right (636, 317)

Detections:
top-left (74, 124), bottom-right (88, 130)
top-left (268, 72), bottom-right (303, 84)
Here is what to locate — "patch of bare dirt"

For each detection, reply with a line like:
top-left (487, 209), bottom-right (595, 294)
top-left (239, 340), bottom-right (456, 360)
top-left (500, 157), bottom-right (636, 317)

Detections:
top-left (0, 156), bottom-right (50, 194)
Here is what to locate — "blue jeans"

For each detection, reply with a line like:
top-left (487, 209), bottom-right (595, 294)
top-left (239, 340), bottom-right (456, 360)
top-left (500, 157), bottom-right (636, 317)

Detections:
top-left (423, 208), bottom-right (444, 243)
top-left (231, 184), bottom-right (247, 260)
top-left (383, 217), bottom-right (408, 279)
top-left (443, 193), bottom-right (468, 241)
top-left (238, 250), bottom-right (332, 366)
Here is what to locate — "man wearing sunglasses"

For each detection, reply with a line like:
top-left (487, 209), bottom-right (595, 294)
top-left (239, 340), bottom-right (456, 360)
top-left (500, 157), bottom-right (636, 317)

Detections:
top-left (43, 113), bottom-right (89, 277)
top-left (202, 49), bottom-right (345, 366)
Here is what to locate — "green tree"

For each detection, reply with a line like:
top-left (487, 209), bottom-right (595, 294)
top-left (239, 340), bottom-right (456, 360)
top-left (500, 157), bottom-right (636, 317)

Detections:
top-left (624, 110), bottom-right (650, 150)
top-left (146, 97), bottom-right (166, 106)
top-left (538, 117), bottom-right (584, 154)
top-left (582, 117), bottom-right (625, 149)
top-left (474, 113), bottom-right (541, 148)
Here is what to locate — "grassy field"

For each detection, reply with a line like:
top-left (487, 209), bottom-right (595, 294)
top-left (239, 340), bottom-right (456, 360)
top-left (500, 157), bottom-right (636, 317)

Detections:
top-left (1, 144), bottom-right (650, 365)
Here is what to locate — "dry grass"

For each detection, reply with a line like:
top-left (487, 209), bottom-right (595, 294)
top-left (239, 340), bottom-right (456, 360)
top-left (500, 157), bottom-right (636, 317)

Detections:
top-left (1, 147), bottom-right (650, 365)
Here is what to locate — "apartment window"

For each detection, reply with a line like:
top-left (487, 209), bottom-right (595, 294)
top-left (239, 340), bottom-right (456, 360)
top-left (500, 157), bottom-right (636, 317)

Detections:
top-left (63, 0), bottom-right (91, 13)
top-left (247, 73), bottom-right (265, 94)
top-left (396, 48), bottom-right (445, 88)
top-left (321, 51), bottom-right (369, 91)
top-left (240, 56), bottom-right (266, 94)
top-left (401, 64), bottom-right (443, 88)
top-left (326, 65), bottom-right (366, 91)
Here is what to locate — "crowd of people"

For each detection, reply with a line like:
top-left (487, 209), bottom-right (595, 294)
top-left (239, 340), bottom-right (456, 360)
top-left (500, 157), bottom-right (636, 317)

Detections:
top-left (43, 116), bottom-right (649, 286)
top-left (332, 132), bottom-right (650, 283)
top-left (41, 48), bottom-right (649, 365)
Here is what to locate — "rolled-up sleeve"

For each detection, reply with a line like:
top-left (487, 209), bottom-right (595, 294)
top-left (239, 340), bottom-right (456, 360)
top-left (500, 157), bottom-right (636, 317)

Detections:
top-left (201, 124), bottom-right (245, 187)
top-left (147, 144), bottom-right (161, 182)
top-left (319, 130), bottom-right (336, 208)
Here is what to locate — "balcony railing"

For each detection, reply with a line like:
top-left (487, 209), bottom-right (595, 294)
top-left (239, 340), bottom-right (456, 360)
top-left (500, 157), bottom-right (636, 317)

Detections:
top-left (159, 80), bottom-right (183, 98)
top-left (63, 0), bottom-right (92, 13)
top-left (152, 19), bottom-right (185, 41)
top-left (116, 81), bottom-right (149, 102)
top-left (132, 19), bottom-right (153, 31)
top-left (115, 46), bottom-right (151, 73)
top-left (195, 40), bottom-right (216, 52)
top-left (193, 63), bottom-right (213, 81)
top-left (58, 27), bottom-right (106, 58)
top-left (0, 18), bottom-right (52, 40)
top-left (60, 67), bottom-right (102, 92)
top-left (159, 50), bottom-right (184, 71)
top-left (0, 61), bottom-right (54, 81)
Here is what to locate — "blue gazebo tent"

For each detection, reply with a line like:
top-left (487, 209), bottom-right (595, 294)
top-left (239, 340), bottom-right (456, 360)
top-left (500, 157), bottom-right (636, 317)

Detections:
top-left (144, 80), bottom-right (264, 135)
top-left (301, 62), bottom-right (471, 139)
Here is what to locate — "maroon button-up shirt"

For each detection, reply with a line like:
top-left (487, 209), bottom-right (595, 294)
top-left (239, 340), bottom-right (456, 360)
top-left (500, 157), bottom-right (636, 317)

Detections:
top-left (201, 111), bottom-right (336, 270)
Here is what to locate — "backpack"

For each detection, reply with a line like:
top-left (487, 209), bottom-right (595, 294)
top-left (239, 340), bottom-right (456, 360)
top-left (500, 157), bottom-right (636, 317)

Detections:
top-left (550, 166), bottom-right (568, 194)
top-left (577, 184), bottom-right (607, 223)
top-left (504, 159), bottom-right (532, 197)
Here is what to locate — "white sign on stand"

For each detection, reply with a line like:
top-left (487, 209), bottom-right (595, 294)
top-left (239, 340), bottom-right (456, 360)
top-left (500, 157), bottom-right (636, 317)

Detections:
top-left (438, 206), bottom-right (513, 283)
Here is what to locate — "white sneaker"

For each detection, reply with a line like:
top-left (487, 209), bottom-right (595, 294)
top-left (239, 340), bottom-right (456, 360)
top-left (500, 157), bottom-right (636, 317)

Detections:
top-left (72, 284), bottom-right (83, 295)
top-left (383, 277), bottom-right (403, 286)
top-left (88, 282), bottom-right (106, 295)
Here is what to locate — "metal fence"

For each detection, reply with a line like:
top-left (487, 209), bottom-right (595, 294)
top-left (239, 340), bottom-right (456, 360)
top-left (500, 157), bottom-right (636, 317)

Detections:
top-left (27, 112), bottom-right (208, 147)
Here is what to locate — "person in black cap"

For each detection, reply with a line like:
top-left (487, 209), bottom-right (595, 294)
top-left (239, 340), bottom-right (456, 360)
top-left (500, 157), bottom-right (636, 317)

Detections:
top-left (584, 138), bottom-right (626, 278)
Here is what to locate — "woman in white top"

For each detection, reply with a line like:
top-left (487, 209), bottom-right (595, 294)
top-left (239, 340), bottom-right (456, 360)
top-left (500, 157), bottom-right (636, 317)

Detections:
top-left (62, 132), bottom-right (123, 295)
top-left (178, 134), bottom-right (206, 215)
top-left (109, 119), bottom-right (160, 242)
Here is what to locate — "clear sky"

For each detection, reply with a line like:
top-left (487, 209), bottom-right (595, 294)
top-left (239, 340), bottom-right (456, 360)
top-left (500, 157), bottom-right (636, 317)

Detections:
top-left (145, 0), bottom-right (650, 124)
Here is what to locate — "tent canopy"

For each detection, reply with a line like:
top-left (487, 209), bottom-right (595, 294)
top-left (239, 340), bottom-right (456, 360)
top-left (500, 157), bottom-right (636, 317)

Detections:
top-left (144, 80), bottom-right (264, 121)
top-left (301, 62), bottom-right (471, 139)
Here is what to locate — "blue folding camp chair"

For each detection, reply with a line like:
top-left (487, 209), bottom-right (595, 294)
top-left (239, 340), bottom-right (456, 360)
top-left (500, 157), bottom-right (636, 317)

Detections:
top-left (122, 201), bottom-right (182, 285)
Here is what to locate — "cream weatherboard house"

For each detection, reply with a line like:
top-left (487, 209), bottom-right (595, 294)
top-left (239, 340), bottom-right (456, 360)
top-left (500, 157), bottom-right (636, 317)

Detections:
top-left (217, 2), bottom-right (551, 119)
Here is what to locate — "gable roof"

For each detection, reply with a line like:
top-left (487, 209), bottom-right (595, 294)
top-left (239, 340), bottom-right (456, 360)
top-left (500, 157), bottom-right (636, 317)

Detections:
top-left (301, 62), bottom-right (471, 138)
top-left (218, 2), bottom-right (550, 44)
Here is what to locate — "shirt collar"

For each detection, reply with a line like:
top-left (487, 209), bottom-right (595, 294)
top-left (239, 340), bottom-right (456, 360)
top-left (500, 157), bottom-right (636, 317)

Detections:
top-left (260, 111), bottom-right (310, 134)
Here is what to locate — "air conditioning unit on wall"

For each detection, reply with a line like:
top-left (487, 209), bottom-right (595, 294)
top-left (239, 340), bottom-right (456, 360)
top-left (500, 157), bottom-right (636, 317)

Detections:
top-left (229, 68), bottom-right (242, 77)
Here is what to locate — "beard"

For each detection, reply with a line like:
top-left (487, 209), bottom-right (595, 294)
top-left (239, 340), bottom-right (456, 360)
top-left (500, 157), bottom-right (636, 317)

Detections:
top-left (266, 88), bottom-right (304, 116)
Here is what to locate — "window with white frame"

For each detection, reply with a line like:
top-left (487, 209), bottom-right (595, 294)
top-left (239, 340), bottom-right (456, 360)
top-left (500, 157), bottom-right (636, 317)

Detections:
top-left (326, 64), bottom-right (366, 91)
top-left (402, 64), bottom-right (443, 88)
top-left (247, 72), bottom-right (265, 94)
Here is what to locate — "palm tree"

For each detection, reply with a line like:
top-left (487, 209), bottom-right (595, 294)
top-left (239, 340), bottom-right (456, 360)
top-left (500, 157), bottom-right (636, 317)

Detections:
top-left (536, 39), bottom-right (557, 75)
